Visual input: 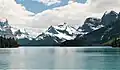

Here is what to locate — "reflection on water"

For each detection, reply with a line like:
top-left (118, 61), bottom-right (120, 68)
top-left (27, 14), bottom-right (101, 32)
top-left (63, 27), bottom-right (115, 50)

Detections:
top-left (0, 47), bottom-right (120, 69)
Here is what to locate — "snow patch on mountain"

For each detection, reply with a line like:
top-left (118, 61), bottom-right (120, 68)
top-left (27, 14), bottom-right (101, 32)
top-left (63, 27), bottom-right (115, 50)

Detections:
top-left (11, 27), bottom-right (38, 40)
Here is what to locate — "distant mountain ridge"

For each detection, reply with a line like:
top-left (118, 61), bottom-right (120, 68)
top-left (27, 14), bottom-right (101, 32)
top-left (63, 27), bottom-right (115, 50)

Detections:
top-left (18, 10), bottom-right (120, 46)
top-left (18, 22), bottom-right (78, 46)
top-left (0, 18), bottom-right (34, 40)
top-left (62, 10), bottom-right (120, 47)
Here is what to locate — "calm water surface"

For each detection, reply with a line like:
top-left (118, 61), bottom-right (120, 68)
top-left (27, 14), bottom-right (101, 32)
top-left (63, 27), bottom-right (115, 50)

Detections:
top-left (0, 46), bottom-right (120, 70)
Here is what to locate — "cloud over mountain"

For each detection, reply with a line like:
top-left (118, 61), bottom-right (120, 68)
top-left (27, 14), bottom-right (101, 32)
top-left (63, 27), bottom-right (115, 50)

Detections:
top-left (2, 0), bottom-right (120, 34)
top-left (0, 0), bottom-right (34, 26)
top-left (30, 0), bottom-right (120, 28)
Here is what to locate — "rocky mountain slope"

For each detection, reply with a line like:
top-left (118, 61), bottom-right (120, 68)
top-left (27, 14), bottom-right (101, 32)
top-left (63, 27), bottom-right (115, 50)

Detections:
top-left (61, 10), bottom-right (120, 47)
top-left (18, 23), bottom-right (78, 46)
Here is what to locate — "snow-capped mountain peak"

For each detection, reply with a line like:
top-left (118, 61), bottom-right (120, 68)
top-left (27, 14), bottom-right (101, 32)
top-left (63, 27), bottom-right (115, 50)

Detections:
top-left (45, 22), bottom-right (77, 35)
top-left (36, 22), bottom-right (77, 44)
top-left (13, 28), bottom-right (33, 40)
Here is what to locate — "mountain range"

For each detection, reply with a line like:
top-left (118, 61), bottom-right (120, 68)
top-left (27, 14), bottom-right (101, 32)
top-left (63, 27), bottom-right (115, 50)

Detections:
top-left (1, 10), bottom-right (120, 47)
top-left (62, 10), bottom-right (120, 47)
top-left (17, 22), bottom-right (78, 46)
top-left (0, 18), bottom-right (77, 46)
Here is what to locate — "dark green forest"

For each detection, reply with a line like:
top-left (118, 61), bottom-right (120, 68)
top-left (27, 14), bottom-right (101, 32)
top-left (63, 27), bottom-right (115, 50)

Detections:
top-left (104, 36), bottom-right (120, 47)
top-left (0, 36), bottom-right (19, 48)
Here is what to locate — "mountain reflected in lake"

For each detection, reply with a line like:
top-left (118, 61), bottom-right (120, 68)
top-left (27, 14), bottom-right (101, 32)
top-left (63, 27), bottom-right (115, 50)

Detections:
top-left (0, 47), bottom-right (120, 70)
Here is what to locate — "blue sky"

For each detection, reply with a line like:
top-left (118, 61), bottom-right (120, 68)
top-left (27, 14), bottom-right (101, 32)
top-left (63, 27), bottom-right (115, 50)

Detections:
top-left (15, 0), bottom-right (87, 14)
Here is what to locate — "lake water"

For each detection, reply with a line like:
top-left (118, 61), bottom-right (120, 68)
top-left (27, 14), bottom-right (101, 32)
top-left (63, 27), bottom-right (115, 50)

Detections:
top-left (0, 46), bottom-right (120, 70)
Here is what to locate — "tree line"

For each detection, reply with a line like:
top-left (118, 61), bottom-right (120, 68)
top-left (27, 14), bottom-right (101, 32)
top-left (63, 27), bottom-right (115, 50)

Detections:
top-left (111, 37), bottom-right (120, 47)
top-left (0, 36), bottom-right (19, 48)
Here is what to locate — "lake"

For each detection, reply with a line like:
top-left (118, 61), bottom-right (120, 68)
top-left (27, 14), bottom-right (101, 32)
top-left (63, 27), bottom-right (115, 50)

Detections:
top-left (0, 46), bottom-right (120, 70)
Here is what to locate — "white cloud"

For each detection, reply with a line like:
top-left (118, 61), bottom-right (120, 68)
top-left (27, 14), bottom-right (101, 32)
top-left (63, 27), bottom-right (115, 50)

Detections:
top-left (29, 0), bottom-right (120, 28)
top-left (30, 1), bottom-right (91, 28)
top-left (87, 0), bottom-right (120, 13)
top-left (40, 0), bottom-right (61, 6)
top-left (2, 0), bottom-right (120, 34)
top-left (0, 0), bottom-right (40, 35)
top-left (0, 0), bottom-right (34, 26)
